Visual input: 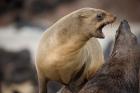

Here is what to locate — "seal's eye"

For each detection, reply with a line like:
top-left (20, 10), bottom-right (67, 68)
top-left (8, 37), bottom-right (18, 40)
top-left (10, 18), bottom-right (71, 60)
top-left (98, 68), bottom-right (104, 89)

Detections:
top-left (96, 13), bottom-right (105, 21)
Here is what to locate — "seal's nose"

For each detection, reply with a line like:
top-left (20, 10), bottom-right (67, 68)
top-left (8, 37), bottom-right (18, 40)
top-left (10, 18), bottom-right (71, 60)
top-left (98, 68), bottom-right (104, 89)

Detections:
top-left (121, 20), bottom-right (128, 23)
top-left (118, 20), bottom-right (131, 33)
top-left (120, 20), bottom-right (130, 32)
top-left (107, 13), bottom-right (116, 23)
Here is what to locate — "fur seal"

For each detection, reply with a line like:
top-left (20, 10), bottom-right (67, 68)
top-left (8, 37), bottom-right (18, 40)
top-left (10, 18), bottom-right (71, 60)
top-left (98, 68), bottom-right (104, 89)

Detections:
top-left (35, 8), bottom-right (116, 93)
top-left (79, 20), bottom-right (140, 93)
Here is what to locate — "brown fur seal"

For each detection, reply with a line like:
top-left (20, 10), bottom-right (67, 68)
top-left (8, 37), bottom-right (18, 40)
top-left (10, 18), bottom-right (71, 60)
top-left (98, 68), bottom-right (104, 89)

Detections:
top-left (35, 8), bottom-right (116, 93)
top-left (79, 20), bottom-right (140, 93)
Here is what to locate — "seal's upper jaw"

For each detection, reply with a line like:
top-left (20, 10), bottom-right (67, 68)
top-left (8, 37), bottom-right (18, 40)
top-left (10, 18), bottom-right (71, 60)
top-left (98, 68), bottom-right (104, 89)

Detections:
top-left (96, 13), bottom-right (116, 38)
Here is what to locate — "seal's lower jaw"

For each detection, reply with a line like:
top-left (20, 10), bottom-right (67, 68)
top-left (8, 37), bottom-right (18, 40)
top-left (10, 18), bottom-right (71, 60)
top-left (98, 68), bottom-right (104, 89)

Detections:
top-left (96, 24), bottom-right (106, 38)
top-left (96, 19), bottom-right (116, 39)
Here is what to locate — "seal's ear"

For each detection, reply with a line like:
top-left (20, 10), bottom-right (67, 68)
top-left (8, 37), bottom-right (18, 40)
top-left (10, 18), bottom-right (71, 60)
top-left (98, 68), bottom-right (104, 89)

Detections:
top-left (78, 13), bottom-right (89, 19)
top-left (79, 14), bottom-right (88, 18)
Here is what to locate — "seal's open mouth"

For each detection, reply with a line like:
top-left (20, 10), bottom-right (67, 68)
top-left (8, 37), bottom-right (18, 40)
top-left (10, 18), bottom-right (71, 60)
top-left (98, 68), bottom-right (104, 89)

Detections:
top-left (97, 21), bottom-right (115, 38)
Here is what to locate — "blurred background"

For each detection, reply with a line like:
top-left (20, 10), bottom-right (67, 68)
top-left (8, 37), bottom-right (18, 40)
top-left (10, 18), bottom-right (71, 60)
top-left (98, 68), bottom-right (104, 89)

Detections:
top-left (0, 0), bottom-right (140, 93)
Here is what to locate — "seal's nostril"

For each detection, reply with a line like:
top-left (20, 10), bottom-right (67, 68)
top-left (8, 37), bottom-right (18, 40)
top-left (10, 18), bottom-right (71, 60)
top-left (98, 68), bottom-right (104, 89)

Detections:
top-left (121, 19), bottom-right (128, 24)
top-left (123, 20), bottom-right (128, 23)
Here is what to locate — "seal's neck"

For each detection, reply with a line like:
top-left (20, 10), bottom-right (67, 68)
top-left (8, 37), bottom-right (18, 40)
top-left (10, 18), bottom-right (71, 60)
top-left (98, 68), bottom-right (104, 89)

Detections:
top-left (52, 16), bottom-right (90, 50)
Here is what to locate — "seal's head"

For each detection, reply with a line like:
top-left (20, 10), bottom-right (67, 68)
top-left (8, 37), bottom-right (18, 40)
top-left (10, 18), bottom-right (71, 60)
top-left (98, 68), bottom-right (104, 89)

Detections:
top-left (114, 20), bottom-right (137, 50)
top-left (74, 8), bottom-right (116, 38)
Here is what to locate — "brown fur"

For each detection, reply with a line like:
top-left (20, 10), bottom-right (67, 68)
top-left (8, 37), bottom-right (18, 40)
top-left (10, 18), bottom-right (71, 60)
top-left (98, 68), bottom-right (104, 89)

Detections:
top-left (35, 8), bottom-right (116, 93)
top-left (79, 20), bottom-right (140, 93)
